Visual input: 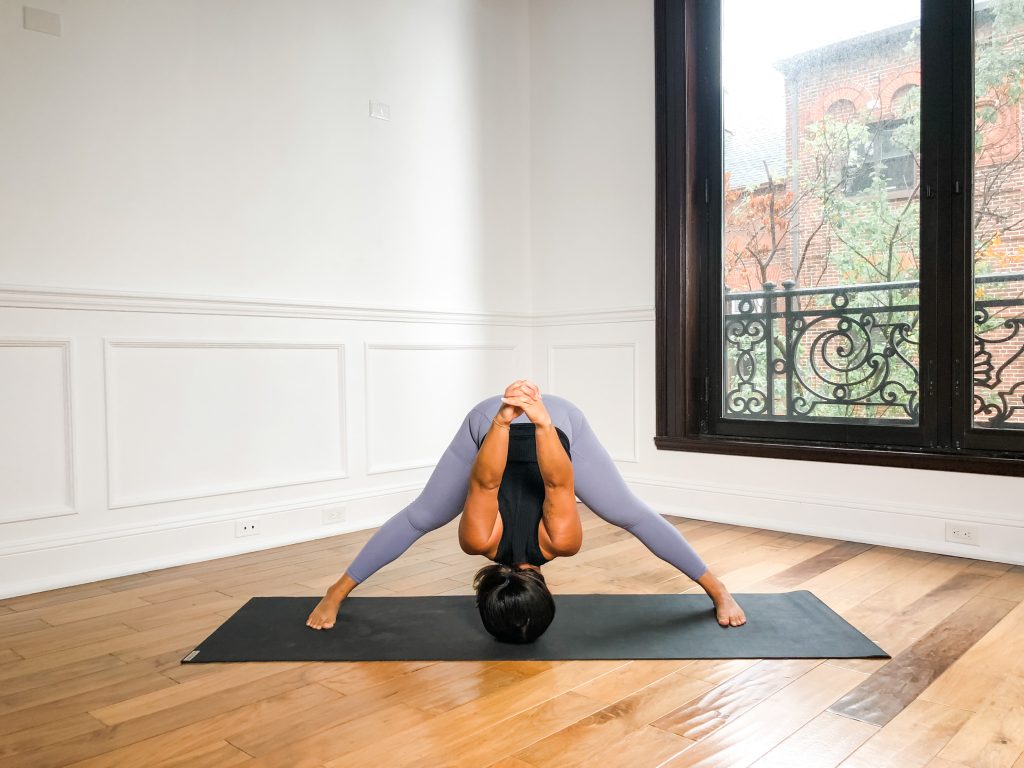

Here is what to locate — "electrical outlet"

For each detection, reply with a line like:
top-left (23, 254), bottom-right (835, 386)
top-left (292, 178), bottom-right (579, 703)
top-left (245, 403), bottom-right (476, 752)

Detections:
top-left (369, 100), bottom-right (391, 121)
top-left (945, 521), bottom-right (979, 546)
top-left (235, 519), bottom-right (260, 537)
top-left (322, 505), bottom-right (347, 525)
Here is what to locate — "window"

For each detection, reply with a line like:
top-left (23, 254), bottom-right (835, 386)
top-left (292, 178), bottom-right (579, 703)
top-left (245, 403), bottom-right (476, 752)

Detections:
top-left (655, 0), bottom-right (1024, 475)
top-left (843, 121), bottom-right (917, 195)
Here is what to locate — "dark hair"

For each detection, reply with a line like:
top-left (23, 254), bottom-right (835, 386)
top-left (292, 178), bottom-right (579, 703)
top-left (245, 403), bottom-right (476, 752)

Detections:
top-left (472, 563), bottom-right (555, 644)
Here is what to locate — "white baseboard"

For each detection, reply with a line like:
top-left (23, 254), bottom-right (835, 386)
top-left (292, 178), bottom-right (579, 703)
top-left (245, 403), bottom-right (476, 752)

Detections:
top-left (0, 488), bottom-right (414, 600)
top-left (625, 474), bottom-right (1024, 567)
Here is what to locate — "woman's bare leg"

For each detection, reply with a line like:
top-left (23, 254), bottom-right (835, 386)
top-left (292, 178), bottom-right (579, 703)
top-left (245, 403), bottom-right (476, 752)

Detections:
top-left (567, 404), bottom-right (746, 627)
top-left (307, 381), bottom-right (531, 629)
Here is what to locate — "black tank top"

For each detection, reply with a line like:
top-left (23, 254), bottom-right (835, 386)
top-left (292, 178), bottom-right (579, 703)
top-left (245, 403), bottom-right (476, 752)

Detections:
top-left (495, 423), bottom-right (572, 567)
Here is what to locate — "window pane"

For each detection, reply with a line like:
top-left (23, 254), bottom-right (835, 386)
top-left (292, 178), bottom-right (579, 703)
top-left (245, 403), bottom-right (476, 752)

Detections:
top-left (972, 0), bottom-right (1024, 429)
top-left (722, 1), bottom-right (921, 424)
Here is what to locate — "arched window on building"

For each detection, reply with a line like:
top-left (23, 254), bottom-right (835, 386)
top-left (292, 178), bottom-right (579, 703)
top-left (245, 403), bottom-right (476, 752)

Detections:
top-left (843, 86), bottom-right (918, 196)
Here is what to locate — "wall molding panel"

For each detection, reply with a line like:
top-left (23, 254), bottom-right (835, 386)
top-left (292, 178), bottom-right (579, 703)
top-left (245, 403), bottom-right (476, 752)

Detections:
top-left (0, 338), bottom-right (76, 524)
top-left (2, 287), bottom-right (1020, 599)
top-left (0, 283), bottom-right (533, 326)
top-left (103, 339), bottom-right (349, 508)
top-left (548, 342), bottom-right (640, 462)
top-left (0, 283), bottom-right (652, 327)
top-left (364, 343), bottom-right (518, 475)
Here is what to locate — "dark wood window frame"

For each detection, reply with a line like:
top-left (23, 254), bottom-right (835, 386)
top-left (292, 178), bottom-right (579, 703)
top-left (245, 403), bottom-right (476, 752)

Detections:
top-left (653, 0), bottom-right (1024, 477)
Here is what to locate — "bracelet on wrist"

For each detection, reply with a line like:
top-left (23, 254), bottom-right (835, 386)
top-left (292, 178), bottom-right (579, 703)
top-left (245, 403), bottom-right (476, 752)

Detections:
top-left (491, 417), bottom-right (510, 430)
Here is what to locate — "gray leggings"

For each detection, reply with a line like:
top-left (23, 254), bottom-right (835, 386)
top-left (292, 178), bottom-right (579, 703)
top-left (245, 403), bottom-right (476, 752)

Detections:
top-left (346, 393), bottom-right (709, 583)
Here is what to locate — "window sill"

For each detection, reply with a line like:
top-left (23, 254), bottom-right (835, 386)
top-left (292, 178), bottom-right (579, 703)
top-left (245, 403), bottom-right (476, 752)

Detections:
top-left (653, 434), bottom-right (1024, 477)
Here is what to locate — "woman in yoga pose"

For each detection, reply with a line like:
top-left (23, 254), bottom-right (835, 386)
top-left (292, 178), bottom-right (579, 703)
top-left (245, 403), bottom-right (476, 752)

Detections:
top-left (306, 380), bottom-right (746, 641)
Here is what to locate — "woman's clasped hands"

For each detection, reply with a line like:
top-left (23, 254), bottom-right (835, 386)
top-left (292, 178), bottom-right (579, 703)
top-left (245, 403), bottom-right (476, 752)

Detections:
top-left (498, 379), bottom-right (552, 427)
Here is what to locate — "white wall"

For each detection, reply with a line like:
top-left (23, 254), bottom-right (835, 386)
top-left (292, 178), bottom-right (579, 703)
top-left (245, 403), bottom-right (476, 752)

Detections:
top-left (2, 0), bottom-right (1021, 599)
top-left (529, 0), bottom-right (655, 316)
top-left (0, 0), bottom-right (533, 598)
top-left (527, 0), bottom-right (1024, 565)
top-left (0, 0), bottom-right (531, 314)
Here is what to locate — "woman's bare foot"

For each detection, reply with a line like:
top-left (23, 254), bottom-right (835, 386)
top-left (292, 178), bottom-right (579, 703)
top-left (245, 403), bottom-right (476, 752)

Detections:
top-left (696, 569), bottom-right (747, 627)
top-left (306, 593), bottom-right (342, 630)
top-left (710, 590), bottom-right (746, 627)
top-left (306, 573), bottom-right (358, 630)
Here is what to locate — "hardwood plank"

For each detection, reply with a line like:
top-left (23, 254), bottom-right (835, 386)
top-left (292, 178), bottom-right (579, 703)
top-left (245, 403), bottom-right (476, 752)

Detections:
top-left (136, 578), bottom-right (216, 605)
top-left (920, 600), bottom-right (1024, 712)
top-left (750, 711), bottom-right (878, 768)
top-left (16, 592), bottom-right (153, 627)
top-left (319, 661), bottom-right (629, 768)
top-left (569, 659), bottom-right (696, 705)
top-left (651, 659), bottom-right (822, 741)
top-left (244, 702), bottom-right (433, 768)
top-left (829, 564), bottom-right (1002, 675)
top-left (816, 549), bottom-right (940, 616)
top-left (0, 712), bottom-right (107, 760)
top-left (112, 592), bottom-right (245, 632)
top-left (380, 576), bottom-right (468, 597)
top-left (590, 725), bottom-right (692, 768)
top-left (65, 682), bottom-right (339, 768)
top-left (0, 667), bottom-right (177, 743)
top-left (0, 656), bottom-right (181, 717)
top-left (230, 661), bottom-right (507, 756)
top-left (838, 698), bottom-right (973, 768)
top-left (787, 546), bottom-right (907, 596)
top-left (484, 759), bottom-right (537, 768)
top-left (681, 658), bottom-right (761, 684)
top-left (401, 664), bottom-right (529, 714)
top-left (8, 618), bottom-right (137, 659)
top-left (1, 654), bottom-right (128, 697)
top-left (761, 542), bottom-right (875, 590)
top-left (936, 699), bottom-right (1024, 767)
top-left (445, 692), bottom-right (604, 768)
top-left (828, 596), bottom-right (1015, 727)
top-left (90, 662), bottom-right (304, 725)
top-left (6, 664), bottom-right (345, 768)
top-left (0, 616), bottom-right (51, 638)
top-left (299, 660), bottom-right (437, 696)
top-left (657, 661), bottom-right (869, 767)
top-left (980, 565), bottom-right (1024, 602)
top-left (0, 583), bottom-right (114, 613)
top-left (151, 740), bottom-right (252, 768)
top-left (512, 670), bottom-right (716, 768)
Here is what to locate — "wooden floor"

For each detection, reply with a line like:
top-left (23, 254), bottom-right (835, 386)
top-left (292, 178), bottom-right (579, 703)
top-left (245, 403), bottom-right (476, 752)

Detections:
top-left (1, 506), bottom-right (1023, 768)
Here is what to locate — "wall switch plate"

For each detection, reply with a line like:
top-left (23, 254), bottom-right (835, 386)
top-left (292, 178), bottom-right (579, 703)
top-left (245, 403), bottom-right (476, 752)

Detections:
top-left (23, 7), bottom-right (62, 36)
top-left (369, 100), bottom-right (391, 121)
top-left (235, 519), bottom-right (260, 537)
top-left (944, 521), bottom-right (979, 546)
top-left (322, 505), bottom-right (347, 525)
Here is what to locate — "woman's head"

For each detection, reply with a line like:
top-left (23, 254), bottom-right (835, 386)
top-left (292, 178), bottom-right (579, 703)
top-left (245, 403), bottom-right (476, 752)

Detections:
top-left (472, 563), bottom-right (555, 644)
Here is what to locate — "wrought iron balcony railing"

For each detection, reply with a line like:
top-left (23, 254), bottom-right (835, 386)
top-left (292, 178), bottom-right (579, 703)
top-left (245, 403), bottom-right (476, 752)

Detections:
top-left (723, 272), bottom-right (1024, 426)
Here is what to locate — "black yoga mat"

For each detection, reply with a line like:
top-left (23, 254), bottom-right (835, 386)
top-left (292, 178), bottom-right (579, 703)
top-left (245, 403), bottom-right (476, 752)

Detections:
top-left (181, 591), bottom-right (888, 662)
